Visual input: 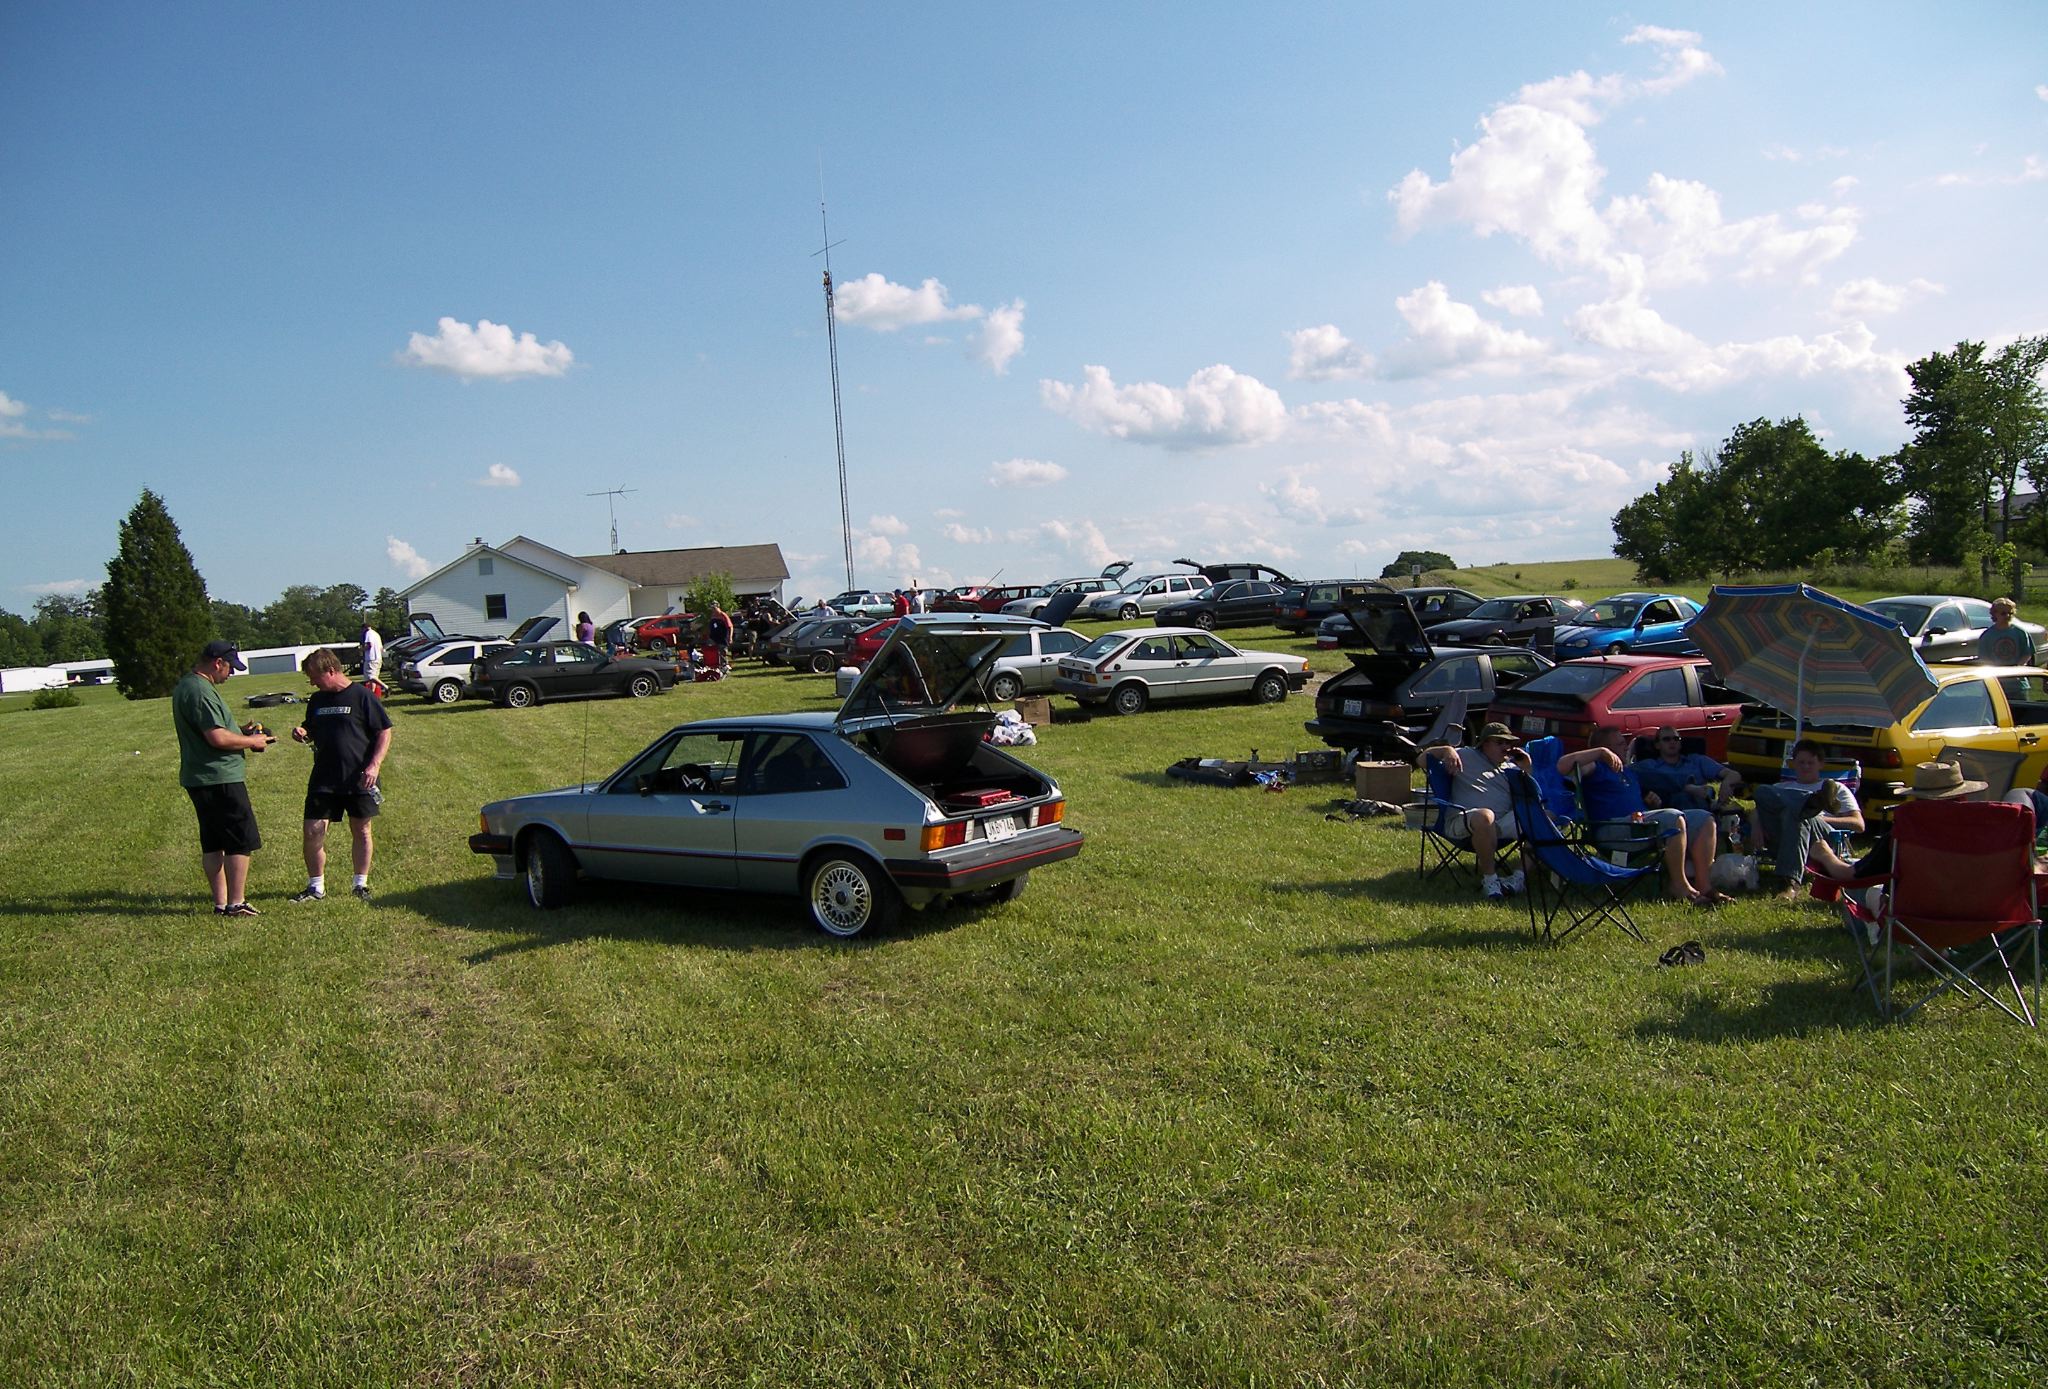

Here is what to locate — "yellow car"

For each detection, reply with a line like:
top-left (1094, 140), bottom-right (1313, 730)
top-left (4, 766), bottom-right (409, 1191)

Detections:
top-left (1724, 664), bottom-right (2048, 811)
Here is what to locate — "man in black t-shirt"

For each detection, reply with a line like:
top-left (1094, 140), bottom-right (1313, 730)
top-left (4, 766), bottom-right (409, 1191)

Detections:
top-left (287, 648), bottom-right (393, 903)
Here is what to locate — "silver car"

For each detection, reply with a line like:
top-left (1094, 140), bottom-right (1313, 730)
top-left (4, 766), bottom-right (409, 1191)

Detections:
top-left (396, 637), bottom-right (512, 703)
top-left (1052, 626), bottom-right (1312, 715)
top-left (470, 615), bottom-right (1084, 938)
top-left (1866, 594), bottom-right (2046, 663)
top-left (983, 626), bottom-right (1092, 701)
top-left (1074, 572), bottom-right (1208, 622)
top-left (1000, 576), bottom-right (1119, 619)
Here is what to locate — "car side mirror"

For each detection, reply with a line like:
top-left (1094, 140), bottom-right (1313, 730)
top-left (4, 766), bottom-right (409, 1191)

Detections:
top-left (637, 774), bottom-right (656, 797)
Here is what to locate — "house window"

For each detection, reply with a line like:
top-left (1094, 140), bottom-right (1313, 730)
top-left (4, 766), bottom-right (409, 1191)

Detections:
top-left (485, 594), bottom-right (508, 621)
top-left (478, 557), bottom-right (494, 576)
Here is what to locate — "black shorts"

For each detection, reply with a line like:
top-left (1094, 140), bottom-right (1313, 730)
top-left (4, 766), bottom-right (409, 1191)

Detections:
top-left (186, 782), bottom-right (262, 856)
top-left (304, 789), bottom-right (380, 823)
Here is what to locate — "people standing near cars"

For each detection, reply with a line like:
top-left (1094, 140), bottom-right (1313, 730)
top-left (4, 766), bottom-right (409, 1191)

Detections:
top-left (892, 589), bottom-right (912, 618)
top-left (358, 617), bottom-right (383, 681)
top-left (1979, 597), bottom-right (2036, 665)
top-left (172, 640), bottom-right (272, 917)
top-left (575, 610), bottom-right (595, 645)
top-left (707, 601), bottom-right (734, 671)
top-left (287, 648), bottom-right (392, 904)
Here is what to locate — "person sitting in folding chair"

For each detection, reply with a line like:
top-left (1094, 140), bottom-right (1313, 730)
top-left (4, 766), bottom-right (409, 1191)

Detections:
top-left (1633, 726), bottom-right (1743, 814)
top-left (1420, 721), bottom-right (1531, 903)
top-left (1557, 725), bottom-right (1728, 906)
top-left (1749, 739), bottom-right (1864, 900)
top-left (1809, 758), bottom-right (1990, 885)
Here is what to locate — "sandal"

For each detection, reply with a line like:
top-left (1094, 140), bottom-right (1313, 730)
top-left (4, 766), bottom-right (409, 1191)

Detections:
top-left (1657, 940), bottom-right (1707, 968)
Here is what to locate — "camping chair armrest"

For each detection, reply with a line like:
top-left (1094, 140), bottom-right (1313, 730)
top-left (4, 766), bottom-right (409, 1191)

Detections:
top-left (1806, 869), bottom-right (1889, 904)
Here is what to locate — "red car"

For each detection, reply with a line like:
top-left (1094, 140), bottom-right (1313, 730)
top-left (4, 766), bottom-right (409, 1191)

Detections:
top-left (1485, 655), bottom-right (1752, 760)
top-left (631, 613), bottom-right (697, 652)
top-left (933, 584), bottom-right (1040, 614)
top-left (842, 618), bottom-right (901, 669)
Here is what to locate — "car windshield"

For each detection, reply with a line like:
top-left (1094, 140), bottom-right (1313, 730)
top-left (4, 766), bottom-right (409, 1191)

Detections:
top-left (1193, 585), bottom-right (1223, 601)
top-left (1576, 600), bottom-right (1643, 626)
top-left (1463, 599), bottom-right (1519, 620)
top-left (1118, 577), bottom-right (1154, 594)
top-left (1866, 600), bottom-right (1932, 633)
top-left (1074, 633), bottom-right (1130, 661)
top-left (1515, 663), bottom-right (1627, 697)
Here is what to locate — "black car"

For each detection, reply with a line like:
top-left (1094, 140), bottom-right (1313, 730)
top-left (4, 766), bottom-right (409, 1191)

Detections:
top-left (1315, 586), bottom-right (1484, 648)
top-left (469, 640), bottom-right (681, 708)
top-left (1274, 578), bottom-right (1393, 635)
top-left (1303, 593), bottom-right (1552, 757)
top-left (1153, 579), bottom-right (1292, 630)
top-left (760, 617), bottom-right (862, 668)
top-left (1424, 594), bottom-right (1586, 648)
top-left (787, 617), bottom-right (869, 673)
top-left (1176, 558), bottom-right (1293, 584)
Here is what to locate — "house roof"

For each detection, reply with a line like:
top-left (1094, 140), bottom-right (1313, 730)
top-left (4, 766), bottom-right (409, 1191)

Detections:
top-left (398, 541), bottom-right (579, 599)
top-left (578, 543), bottom-right (790, 588)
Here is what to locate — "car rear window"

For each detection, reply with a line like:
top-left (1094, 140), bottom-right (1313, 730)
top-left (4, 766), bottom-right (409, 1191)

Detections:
top-left (1074, 634), bottom-right (1128, 661)
top-left (1611, 667), bottom-right (1689, 710)
top-left (1515, 663), bottom-right (1625, 698)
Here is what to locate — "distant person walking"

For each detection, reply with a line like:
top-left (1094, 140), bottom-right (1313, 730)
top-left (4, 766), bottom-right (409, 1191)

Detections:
top-left (575, 610), bottom-right (596, 645)
top-left (358, 617), bottom-right (383, 681)
top-left (707, 601), bottom-right (734, 671)
top-left (287, 648), bottom-right (392, 903)
top-left (1979, 597), bottom-right (2036, 665)
top-left (172, 640), bottom-right (272, 917)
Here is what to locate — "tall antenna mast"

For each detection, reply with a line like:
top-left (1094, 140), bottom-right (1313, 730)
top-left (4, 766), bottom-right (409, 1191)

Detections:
top-left (586, 486), bottom-right (636, 553)
top-left (814, 178), bottom-right (856, 590)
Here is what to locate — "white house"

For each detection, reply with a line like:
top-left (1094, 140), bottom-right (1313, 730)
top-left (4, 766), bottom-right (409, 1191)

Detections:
top-left (398, 537), bottom-right (790, 635)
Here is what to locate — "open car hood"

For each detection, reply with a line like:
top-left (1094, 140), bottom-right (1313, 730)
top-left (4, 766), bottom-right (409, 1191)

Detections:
top-left (1336, 592), bottom-right (1434, 673)
top-left (504, 615), bottom-right (560, 642)
top-left (836, 615), bottom-right (1039, 733)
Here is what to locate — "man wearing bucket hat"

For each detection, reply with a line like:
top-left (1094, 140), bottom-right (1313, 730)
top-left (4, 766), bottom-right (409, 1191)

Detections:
top-left (1807, 759), bottom-right (1987, 884)
top-left (1421, 721), bottom-right (1530, 902)
top-left (171, 640), bottom-right (274, 917)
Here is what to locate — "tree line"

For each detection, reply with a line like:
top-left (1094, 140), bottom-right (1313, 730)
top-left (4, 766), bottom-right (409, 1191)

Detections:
top-left (1613, 336), bottom-right (2048, 588)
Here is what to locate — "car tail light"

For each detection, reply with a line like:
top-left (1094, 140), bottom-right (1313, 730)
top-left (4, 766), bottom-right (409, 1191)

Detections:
top-left (477, 813), bottom-right (490, 834)
top-left (1037, 801), bottom-right (1065, 826)
top-left (1870, 748), bottom-right (1903, 768)
top-left (921, 822), bottom-right (969, 852)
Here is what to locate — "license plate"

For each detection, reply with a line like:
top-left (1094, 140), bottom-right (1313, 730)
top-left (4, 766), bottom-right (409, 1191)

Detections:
top-left (1342, 699), bottom-right (1363, 717)
top-left (983, 814), bottom-right (1021, 842)
top-left (1521, 716), bottom-right (1550, 734)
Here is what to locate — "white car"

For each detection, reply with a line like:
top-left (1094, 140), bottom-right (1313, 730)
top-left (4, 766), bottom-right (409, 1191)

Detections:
top-left (396, 637), bottom-right (514, 703)
top-left (823, 590), bottom-right (899, 619)
top-left (983, 626), bottom-right (1093, 701)
top-left (1052, 627), bottom-right (1313, 715)
top-left (1074, 573), bottom-right (1208, 622)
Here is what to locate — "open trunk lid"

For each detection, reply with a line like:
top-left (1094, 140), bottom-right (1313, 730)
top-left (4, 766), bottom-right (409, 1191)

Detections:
top-left (1336, 592), bottom-right (1434, 681)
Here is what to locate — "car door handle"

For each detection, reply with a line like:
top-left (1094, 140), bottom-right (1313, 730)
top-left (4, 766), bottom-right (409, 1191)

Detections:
top-left (2022, 734), bottom-right (2040, 746)
top-left (691, 800), bottom-right (731, 813)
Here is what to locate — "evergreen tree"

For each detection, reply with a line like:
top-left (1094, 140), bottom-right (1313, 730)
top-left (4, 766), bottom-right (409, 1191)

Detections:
top-left (102, 490), bottom-right (213, 699)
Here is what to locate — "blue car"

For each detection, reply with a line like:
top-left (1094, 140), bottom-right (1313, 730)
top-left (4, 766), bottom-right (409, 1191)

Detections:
top-left (1552, 592), bottom-right (1703, 658)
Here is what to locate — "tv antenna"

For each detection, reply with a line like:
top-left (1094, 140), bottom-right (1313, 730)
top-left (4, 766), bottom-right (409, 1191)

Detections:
top-left (814, 177), bottom-right (856, 590)
top-left (587, 486), bottom-right (636, 553)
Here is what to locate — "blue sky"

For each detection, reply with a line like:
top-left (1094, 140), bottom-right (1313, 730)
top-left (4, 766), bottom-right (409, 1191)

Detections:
top-left (3, 2), bottom-right (2044, 609)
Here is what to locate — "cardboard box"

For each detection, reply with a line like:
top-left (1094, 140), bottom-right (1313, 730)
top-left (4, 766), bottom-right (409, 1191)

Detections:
top-left (1012, 696), bottom-right (1052, 727)
top-left (1354, 760), bottom-right (1414, 804)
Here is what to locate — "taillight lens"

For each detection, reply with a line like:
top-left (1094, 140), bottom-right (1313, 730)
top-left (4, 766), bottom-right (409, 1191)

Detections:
top-left (1039, 801), bottom-right (1065, 825)
top-left (921, 822), bottom-right (969, 852)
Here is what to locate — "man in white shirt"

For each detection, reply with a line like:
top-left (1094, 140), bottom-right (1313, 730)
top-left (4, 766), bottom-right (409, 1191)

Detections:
top-left (359, 618), bottom-right (384, 681)
top-left (1422, 721), bottom-right (1530, 903)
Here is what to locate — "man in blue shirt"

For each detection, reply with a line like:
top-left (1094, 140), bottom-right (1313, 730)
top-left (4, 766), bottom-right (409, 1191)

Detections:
top-left (1559, 725), bottom-right (1727, 905)
top-left (1633, 726), bottom-right (1743, 811)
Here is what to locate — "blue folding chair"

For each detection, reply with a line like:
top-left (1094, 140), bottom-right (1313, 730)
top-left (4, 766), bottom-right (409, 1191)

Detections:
top-left (1524, 735), bottom-right (1583, 833)
top-left (1505, 767), bottom-right (1653, 944)
top-left (1416, 756), bottom-right (1476, 884)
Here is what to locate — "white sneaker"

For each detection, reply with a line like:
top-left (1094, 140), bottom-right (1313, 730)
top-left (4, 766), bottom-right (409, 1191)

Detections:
top-left (1480, 873), bottom-right (1504, 902)
top-left (1503, 869), bottom-right (1526, 895)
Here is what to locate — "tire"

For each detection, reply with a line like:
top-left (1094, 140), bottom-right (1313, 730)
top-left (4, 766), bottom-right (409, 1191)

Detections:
top-left (626, 673), bottom-right (657, 698)
top-left (431, 679), bottom-right (462, 704)
top-left (1119, 603), bottom-right (1141, 621)
top-left (1605, 642), bottom-right (1628, 656)
top-left (986, 872), bottom-right (1028, 904)
top-left (804, 852), bottom-right (901, 938)
top-left (503, 682), bottom-right (538, 709)
top-left (809, 651), bottom-right (836, 674)
top-left (988, 672), bottom-right (1022, 702)
top-left (1251, 671), bottom-right (1288, 704)
top-left (1111, 682), bottom-right (1149, 716)
top-left (522, 831), bottom-right (576, 909)
top-left (648, 639), bottom-right (671, 656)
top-left (1194, 611), bottom-right (1216, 630)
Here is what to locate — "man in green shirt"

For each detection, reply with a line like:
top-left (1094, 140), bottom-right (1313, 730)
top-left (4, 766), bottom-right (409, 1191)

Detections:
top-left (172, 640), bottom-right (273, 917)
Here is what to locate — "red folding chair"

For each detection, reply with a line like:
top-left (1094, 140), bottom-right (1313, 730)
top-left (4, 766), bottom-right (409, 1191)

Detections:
top-left (1817, 799), bottom-right (2041, 1026)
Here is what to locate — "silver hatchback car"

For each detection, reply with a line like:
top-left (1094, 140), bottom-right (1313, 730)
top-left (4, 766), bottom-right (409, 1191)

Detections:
top-left (1074, 572), bottom-right (1208, 622)
top-left (1053, 626), bottom-right (1312, 715)
top-left (470, 616), bottom-right (1084, 937)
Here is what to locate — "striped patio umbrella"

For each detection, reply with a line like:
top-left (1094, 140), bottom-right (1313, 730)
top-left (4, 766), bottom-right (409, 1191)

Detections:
top-left (1688, 583), bottom-right (1938, 741)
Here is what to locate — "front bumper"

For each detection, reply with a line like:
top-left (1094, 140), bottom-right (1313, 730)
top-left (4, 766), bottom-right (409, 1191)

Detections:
top-left (886, 827), bottom-right (1084, 896)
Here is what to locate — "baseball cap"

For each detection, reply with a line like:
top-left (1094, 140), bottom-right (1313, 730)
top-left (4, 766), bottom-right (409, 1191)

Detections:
top-left (200, 640), bottom-right (247, 671)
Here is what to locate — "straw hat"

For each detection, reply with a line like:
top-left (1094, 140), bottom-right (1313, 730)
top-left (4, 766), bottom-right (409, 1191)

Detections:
top-left (1905, 760), bottom-right (1985, 800)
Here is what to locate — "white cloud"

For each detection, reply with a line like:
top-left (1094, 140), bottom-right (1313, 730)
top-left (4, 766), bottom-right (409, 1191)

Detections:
top-left (664, 512), bottom-right (697, 530)
top-left (1040, 364), bottom-right (1289, 450)
top-left (476, 463), bottom-right (521, 487)
top-left (25, 577), bottom-right (93, 596)
top-left (399, 318), bottom-right (574, 380)
top-left (1288, 324), bottom-right (1375, 381)
top-left (1482, 285), bottom-right (1544, 316)
top-left (1830, 175), bottom-right (1859, 195)
top-left (0, 392), bottom-right (24, 419)
top-left (1634, 321), bottom-right (1904, 392)
top-left (0, 389), bottom-right (73, 440)
top-left (1603, 174), bottom-right (1857, 286)
top-left (1391, 100), bottom-right (1614, 267)
top-left (867, 514), bottom-right (909, 537)
top-left (1829, 276), bottom-right (1943, 319)
top-left (2036, 85), bottom-right (2048, 102)
top-left (1933, 154), bottom-right (2048, 188)
top-left (386, 536), bottom-right (432, 579)
top-left (46, 409), bottom-right (91, 423)
top-left (975, 300), bottom-right (1026, 373)
top-left (1379, 282), bottom-right (1549, 379)
top-left (988, 458), bottom-right (1068, 488)
top-left (834, 273), bottom-right (982, 330)
top-left (852, 532), bottom-right (922, 580)
top-left (942, 522), bottom-right (998, 544)
top-left (1568, 294), bottom-right (1705, 356)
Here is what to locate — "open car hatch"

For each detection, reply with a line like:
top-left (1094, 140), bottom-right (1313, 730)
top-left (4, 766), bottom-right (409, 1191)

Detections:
top-left (836, 615), bottom-right (1038, 734)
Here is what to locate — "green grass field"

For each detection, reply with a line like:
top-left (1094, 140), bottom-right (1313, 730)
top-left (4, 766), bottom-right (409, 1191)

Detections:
top-left (3, 629), bottom-right (2044, 1385)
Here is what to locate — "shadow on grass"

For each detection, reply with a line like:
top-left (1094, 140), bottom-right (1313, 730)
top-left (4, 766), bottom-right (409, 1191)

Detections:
top-left (0, 889), bottom-right (216, 922)
top-left (390, 701), bottom-right (496, 718)
top-left (382, 876), bottom-right (974, 964)
top-left (1631, 976), bottom-right (1882, 1043)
